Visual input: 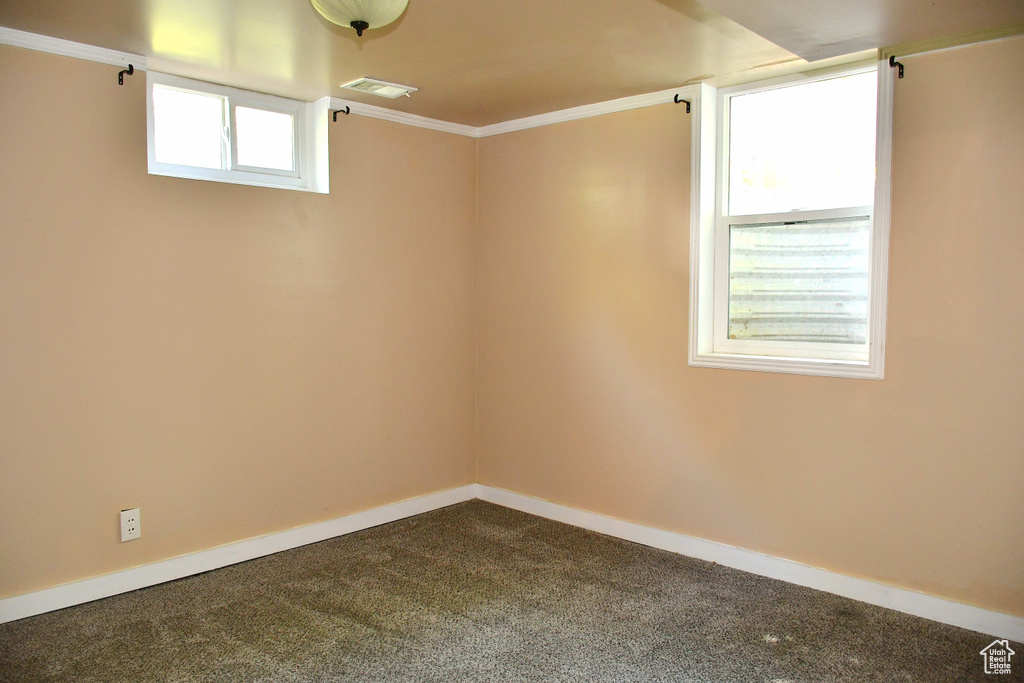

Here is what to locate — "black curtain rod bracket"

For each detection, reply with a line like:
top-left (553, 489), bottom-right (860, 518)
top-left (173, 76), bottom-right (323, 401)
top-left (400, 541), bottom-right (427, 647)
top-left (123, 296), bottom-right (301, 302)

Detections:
top-left (118, 64), bottom-right (134, 86)
top-left (332, 106), bottom-right (351, 122)
top-left (674, 94), bottom-right (691, 113)
top-left (889, 55), bottom-right (904, 79)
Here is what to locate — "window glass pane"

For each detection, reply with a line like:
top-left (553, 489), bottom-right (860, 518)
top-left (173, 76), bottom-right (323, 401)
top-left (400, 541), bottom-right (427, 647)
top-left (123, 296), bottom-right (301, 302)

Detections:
top-left (728, 72), bottom-right (877, 215)
top-left (152, 85), bottom-right (225, 169)
top-left (235, 106), bottom-right (295, 171)
top-left (728, 216), bottom-right (870, 344)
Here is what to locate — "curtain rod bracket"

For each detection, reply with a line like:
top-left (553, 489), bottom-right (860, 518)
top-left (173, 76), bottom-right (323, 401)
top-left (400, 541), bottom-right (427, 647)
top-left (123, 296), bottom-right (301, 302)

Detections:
top-left (332, 106), bottom-right (351, 122)
top-left (889, 55), bottom-right (904, 79)
top-left (674, 94), bottom-right (691, 113)
top-left (118, 64), bottom-right (134, 86)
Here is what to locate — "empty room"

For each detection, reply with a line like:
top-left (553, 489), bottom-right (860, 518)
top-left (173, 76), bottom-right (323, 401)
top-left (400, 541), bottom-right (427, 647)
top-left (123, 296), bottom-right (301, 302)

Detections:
top-left (1, 0), bottom-right (1022, 680)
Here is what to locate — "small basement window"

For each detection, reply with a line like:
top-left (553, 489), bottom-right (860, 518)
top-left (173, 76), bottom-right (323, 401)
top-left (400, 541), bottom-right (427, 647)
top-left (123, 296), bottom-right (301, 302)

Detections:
top-left (146, 72), bottom-right (329, 193)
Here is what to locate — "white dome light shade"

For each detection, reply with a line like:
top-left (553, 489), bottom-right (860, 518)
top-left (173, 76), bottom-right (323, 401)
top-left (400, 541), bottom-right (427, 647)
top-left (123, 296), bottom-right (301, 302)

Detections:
top-left (311, 0), bottom-right (410, 36)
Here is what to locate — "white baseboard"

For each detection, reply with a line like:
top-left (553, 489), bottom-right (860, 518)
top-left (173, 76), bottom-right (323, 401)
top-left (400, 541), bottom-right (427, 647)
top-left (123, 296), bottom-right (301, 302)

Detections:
top-left (473, 484), bottom-right (1024, 643)
top-left (5, 482), bottom-right (1021, 643)
top-left (0, 485), bottom-right (477, 625)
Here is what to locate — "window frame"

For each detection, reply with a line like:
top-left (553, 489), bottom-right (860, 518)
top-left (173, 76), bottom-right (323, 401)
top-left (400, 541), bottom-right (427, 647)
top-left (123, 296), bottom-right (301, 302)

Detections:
top-left (146, 72), bottom-right (330, 194)
top-left (688, 60), bottom-right (894, 379)
top-left (228, 101), bottom-right (301, 179)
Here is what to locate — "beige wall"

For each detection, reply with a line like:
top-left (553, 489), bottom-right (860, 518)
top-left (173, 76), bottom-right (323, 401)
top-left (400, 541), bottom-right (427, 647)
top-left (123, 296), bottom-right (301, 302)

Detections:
top-left (477, 36), bottom-right (1024, 616)
top-left (2, 34), bottom-right (1022, 620)
top-left (0, 46), bottom-right (476, 598)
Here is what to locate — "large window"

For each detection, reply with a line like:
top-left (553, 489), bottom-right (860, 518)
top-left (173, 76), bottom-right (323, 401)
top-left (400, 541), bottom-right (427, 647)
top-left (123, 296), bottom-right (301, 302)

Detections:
top-left (689, 63), bottom-right (893, 378)
top-left (146, 72), bottom-right (329, 193)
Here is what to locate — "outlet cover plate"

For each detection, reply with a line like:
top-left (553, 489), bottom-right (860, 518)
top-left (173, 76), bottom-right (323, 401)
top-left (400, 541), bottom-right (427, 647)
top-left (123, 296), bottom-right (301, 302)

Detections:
top-left (120, 508), bottom-right (141, 542)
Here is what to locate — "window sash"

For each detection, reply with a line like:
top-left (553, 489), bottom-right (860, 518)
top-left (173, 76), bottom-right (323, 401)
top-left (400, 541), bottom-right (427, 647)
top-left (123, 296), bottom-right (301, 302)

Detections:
top-left (712, 206), bottom-right (873, 361)
top-left (710, 66), bottom-right (878, 365)
top-left (228, 101), bottom-right (300, 178)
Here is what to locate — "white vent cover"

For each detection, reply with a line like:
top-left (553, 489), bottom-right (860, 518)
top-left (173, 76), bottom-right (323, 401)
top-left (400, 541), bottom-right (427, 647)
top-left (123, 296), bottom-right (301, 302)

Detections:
top-left (341, 77), bottom-right (417, 99)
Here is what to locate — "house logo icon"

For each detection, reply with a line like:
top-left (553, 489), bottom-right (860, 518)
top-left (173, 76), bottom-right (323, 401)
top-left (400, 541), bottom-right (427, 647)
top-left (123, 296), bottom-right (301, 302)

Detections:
top-left (980, 639), bottom-right (1015, 675)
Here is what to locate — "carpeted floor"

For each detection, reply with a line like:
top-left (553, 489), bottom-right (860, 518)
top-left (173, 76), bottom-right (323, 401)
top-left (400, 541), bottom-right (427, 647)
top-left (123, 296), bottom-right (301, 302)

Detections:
top-left (0, 500), bottom-right (1017, 682)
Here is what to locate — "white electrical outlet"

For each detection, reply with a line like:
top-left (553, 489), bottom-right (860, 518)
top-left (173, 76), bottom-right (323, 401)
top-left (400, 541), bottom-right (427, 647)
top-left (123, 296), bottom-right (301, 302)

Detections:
top-left (120, 508), bottom-right (141, 542)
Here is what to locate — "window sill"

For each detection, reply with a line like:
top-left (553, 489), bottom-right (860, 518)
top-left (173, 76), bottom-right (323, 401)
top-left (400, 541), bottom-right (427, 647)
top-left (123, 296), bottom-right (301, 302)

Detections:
top-left (688, 350), bottom-right (883, 380)
top-left (147, 164), bottom-right (325, 194)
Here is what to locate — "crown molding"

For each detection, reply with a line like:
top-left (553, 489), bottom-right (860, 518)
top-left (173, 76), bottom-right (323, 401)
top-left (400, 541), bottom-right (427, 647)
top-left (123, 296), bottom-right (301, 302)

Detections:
top-left (331, 86), bottom-right (701, 139)
top-left (7, 22), bottom-right (1023, 141)
top-left (329, 97), bottom-right (479, 138)
top-left (475, 86), bottom-right (701, 138)
top-left (880, 22), bottom-right (1024, 60)
top-left (2, 26), bottom-right (699, 139)
top-left (0, 26), bottom-right (145, 70)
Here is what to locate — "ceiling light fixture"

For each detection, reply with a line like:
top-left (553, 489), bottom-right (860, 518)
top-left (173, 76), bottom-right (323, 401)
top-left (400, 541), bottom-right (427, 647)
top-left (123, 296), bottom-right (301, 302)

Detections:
top-left (310, 0), bottom-right (409, 37)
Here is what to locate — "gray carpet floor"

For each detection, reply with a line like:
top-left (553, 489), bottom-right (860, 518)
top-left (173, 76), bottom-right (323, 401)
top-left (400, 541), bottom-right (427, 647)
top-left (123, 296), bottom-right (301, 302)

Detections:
top-left (0, 500), bottom-right (1018, 682)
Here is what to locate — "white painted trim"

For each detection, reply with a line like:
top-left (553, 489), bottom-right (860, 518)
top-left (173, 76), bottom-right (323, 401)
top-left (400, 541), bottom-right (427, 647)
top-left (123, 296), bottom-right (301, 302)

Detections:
top-left (474, 485), bottom-right (1024, 643)
top-left (868, 58), bottom-right (895, 380)
top-left (309, 96), bottom-right (332, 194)
top-left (0, 485), bottom-right (476, 625)
top-left (329, 97), bottom-right (478, 138)
top-left (688, 352), bottom-right (885, 379)
top-left (0, 26), bottom-right (145, 71)
top-left (688, 83), bottom-right (718, 368)
top-left (475, 86), bottom-right (700, 138)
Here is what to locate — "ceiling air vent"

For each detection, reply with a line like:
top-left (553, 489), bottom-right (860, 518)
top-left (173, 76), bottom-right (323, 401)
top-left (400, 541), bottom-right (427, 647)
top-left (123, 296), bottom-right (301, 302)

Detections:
top-left (340, 77), bottom-right (417, 99)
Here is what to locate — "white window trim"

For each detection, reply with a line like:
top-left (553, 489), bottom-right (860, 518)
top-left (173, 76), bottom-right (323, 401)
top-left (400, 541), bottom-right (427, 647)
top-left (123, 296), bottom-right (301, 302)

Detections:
top-left (688, 60), bottom-right (893, 380)
top-left (146, 72), bottom-right (330, 194)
